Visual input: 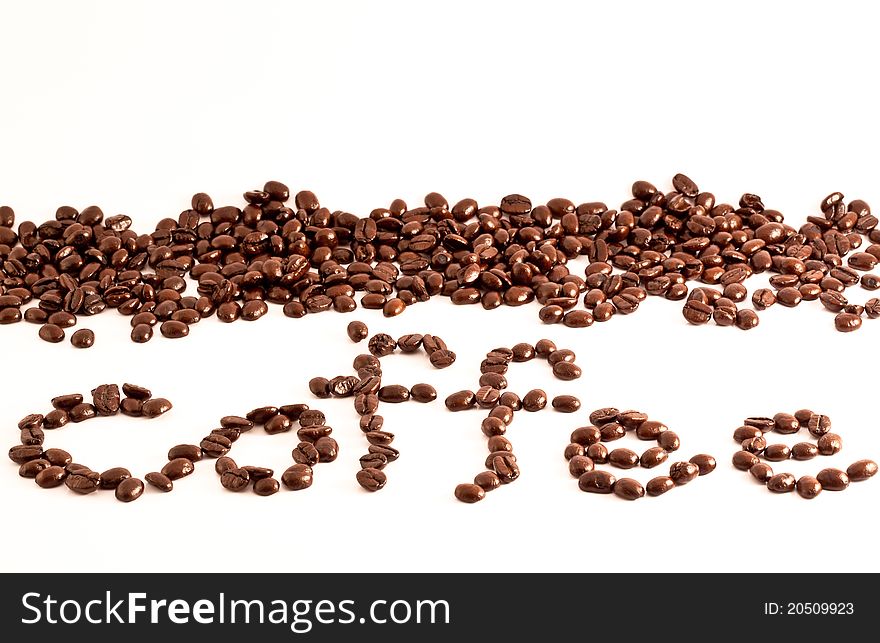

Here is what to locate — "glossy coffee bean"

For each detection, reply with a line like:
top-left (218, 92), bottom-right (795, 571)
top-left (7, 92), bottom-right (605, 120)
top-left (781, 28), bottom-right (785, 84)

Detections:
top-left (65, 470), bottom-right (101, 494)
top-left (292, 442), bottom-right (320, 465)
top-left (142, 398), bottom-right (172, 418)
top-left (734, 450), bottom-right (760, 471)
top-left (568, 455), bottom-right (594, 477)
top-left (636, 420), bottom-right (667, 440)
top-left (162, 458), bottom-right (194, 480)
top-left (221, 467), bottom-right (250, 492)
top-left (807, 414), bottom-right (831, 436)
top-left (599, 423), bottom-right (625, 442)
top-left (817, 433), bottom-right (842, 455)
top-left (169, 444), bottom-right (202, 462)
top-left (99, 467), bottom-right (132, 489)
top-left (571, 426), bottom-right (601, 446)
top-left (39, 324), bottom-right (65, 343)
top-left (669, 461), bottom-right (699, 485)
top-left (145, 472), bottom-right (173, 492)
top-left (378, 384), bottom-right (410, 403)
top-left (552, 395), bottom-right (581, 413)
top-left (795, 476), bottom-right (822, 499)
top-left (816, 468), bottom-right (849, 491)
top-left (763, 444), bottom-right (791, 461)
top-left (115, 477), bottom-right (144, 502)
top-left (254, 477), bottom-right (280, 496)
top-left (608, 448), bottom-right (639, 469)
top-left (767, 473), bottom-right (796, 493)
top-left (578, 470), bottom-right (616, 493)
top-left (36, 466), bottom-right (67, 488)
top-left (9, 445), bottom-right (43, 464)
top-left (454, 483), bottom-right (486, 503)
top-left (315, 437), bottom-right (339, 462)
top-left (846, 459), bottom-right (878, 481)
top-left (552, 362), bottom-right (582, 381)
top-left (773, 413), bottom-right (800, 434)
top-left (474, 471), bottom-right (501, 492)
top-left (834, 312), bottom-right (862, 332)
top-left (613, 478), bottom-right (645, 501)
top-left (658, 431), bottom-right (680, 452)
top-left (281, 464), bottom-right (314, 491)
top-left (791, 442), bottom-right (819, 460)
top-left (356, 467), bottom-right (386, 492)
top-left (689, 454), bottom-right (716, 475)
top-left (160, 320), bottom-right (189, 338)
top-left (200, 434), bottom-right (232, 457)
top-left (445, 390), bottom-right (475, 411)
top-left (750, 463), bottom-right (774, 483)
top-left (70, 329), bottom-right (95, 348)
top-left (347, 321), bottom-right (368, 342)
top-left (742, 437), bottom-right (767, 454)
top-left (522, 389), bottom-right (548, 412)
top-left (410, 383), bottom-right (437, 403)
top-left (646, 476), bottom-right (675, 497)
top-left (69, 403), bottom-right (97, 422)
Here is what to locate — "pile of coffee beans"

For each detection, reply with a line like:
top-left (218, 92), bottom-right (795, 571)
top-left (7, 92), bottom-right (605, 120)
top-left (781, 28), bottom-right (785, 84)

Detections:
top-left (3, 177), bottom-right (878, 348)
top-left (452, 339), bottom-right (587, 503)
top-left (209, 404), bottom-right (337, 496)
top-left (731, 411), bottom-right (877, 498)
top-left (309, 328), bottom-right (442, 491)
top-left (10, 383), bottom-right (172, 502)
top-left (565, 408), bottom-right (715, 501)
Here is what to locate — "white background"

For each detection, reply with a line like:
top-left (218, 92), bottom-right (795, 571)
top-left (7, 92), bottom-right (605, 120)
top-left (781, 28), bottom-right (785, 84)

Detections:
top-left (1, 0), bottom-right (879, 573)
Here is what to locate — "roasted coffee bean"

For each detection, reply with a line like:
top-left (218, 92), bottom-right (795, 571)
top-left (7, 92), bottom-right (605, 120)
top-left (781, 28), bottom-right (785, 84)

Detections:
top-left (308, 377), bottom-right (331, 398)
top-left (315, 437), bottom-right (339, 462)
top-left (733, 450), bottom-right (760, 471)
top-left (354, 394), bottom-right (379, 415)
top-left (475, 386), bottom-right (501, 408)
top-left (564, 443), bottom-right (585, 460)
top-left (359, 453), bottom-right (388, 470)
top-left (142, 398), bottom-right (172, 418)
top-left (534, 339), bottom-right (556, 358)
top-left (807, 414), bottom-right (831, 436)
top-left (498, 392), bottom-right (521, 410)
top-left (43, 448), bottom-right (71, 467)
top-left (221, 467), bottom-right (250, 492)
top-left (38, 323), bottom-right (65, 343)
top-left (368, 333), bottom-right (397, 356)
top-left (246, 406), bottom-right (278, 424)
top-left (397, 333), bottom-right (424, 352)
top-left (763, 444), bottom-right (791, 461)
top-left (669, 461), bottom-right (699, 485)
top-left (70, 329), bottom-right (95, 348)
top-left (144, 472), bottom-right (173, 492)
top-left (19, 427), bottom-right (44, 446)
top-left (160, 319), bottom-right (189, 338)
top-left (767, 473), bottom-right (796, 493)
top-left (608, 448), bottom-right (639, 469)
top-left (131, 323), bottom-right (153, 343)
top-left (586, 443), bottom-right (609, 464)
top-left (817, 433), bottom-right (842, 455)
top-left (454, 483), bottom-right (486, 503)
top-left (636, 420), bottom-right (667, 441)
top-left (646, 476), bottom-right (675, 497)
top-left (281, 463), bottom-right (314, 490)
top-left (750, 463), bottom-right (774, 483)
top-left (682, 300), bottom-right (712, 324)
top-left (796, 476), bottom-right (822, 499)
top-left (522, 389), bottom-right (548, 412)
top-left (115, 477), bottom-right (144, 502)
top-left (422, 334), bottom-right (448, 355)
top-left (299, 409), bottom-right (326, 427)
top-left (571, 426), bottom-right (601, 446)
top-left (552, 361), bottom-right (582, 381)
top-left (445, 390), bottom-right (476, 411)
top-left (773, 413), bottom-right (800, 434)
top-left (36, 466), bottom-right (67, 488)
top-left (200, 434), bottom-right (232, 457)
top-left (834, 312), bottom-right (862, 332)
top-left (52, 393), bottom-right (83, 410)
top-left (816, 468), bottom-right (849, 491)
top-left (161, 458), bottom-right (195, 480)
top-left (490, 454), bottom-right (520, 483)
top-left (744, 416), bottom-right (775, 431)
top-left (689, 454), bottom-right (716, 475)
top-left (741, 437), bottom-right (767, 454)
top-left (279, 405), bottom-right (309, 422)
top-left (791, 442), bottom-right (819, 460)
top-left (9, 445), bottom-right (43, 464)
top-left (410, 383), bottom-right (437, 403)
top-left (568, 455), bottom-right (594, 477)
top-left (292, 442), bottom-right (320, 465)
top-left (429, 349), bottom-right (456, 368)
top-left (65, 469), bottom-right (101, 494)
top-left (18, 414), bottom-right (44, 430)
top-left (220, 415), bottom-right (253, 430)
top-left (613, 478), bottom-right (645, 501)
top-left (548, 349), bottom-right (576, 365)
top-left (359, 415), bottom-right (384, 433)
top-left (640, 446), bottom-right (669, 469)
top-left (752, 289), bottom-right (777, 310)
top-left (552, 395), bottom-right (581, 413)
top-left (242, 466), bottom-right (273, 480)
top-left (265, 414), bottom-right (293, 434)
top-left (589, 408), bottom-right (619, 426)
top-left (843, 459), bottom-right (876, 482)
top-left (776, 287), bottom-right (803, 308)
top-left (474, 470), bottom-right (501, 492)
top-left (378, 384), bottom-right (410, 403)
top-left (120, 398), bottom-right (143, 417)
top-left (356, 467), bottom-right (386, 492)
top-left (254, 477), bottom-right (280, 496)
top-left (215, 457), bottom-right (236, 475)
top-left (91, 384), bottom-right (120, 416)
top-left (511, 342), bottom-right (535, 361)
top-left (578, 470), bottom-right (616, 493)
top-left (99, 467), bottom-right (132, 489)
top-left (599, 422), bottom-right (625, 442)
top-left (735, 309), bottom-right (760, 330)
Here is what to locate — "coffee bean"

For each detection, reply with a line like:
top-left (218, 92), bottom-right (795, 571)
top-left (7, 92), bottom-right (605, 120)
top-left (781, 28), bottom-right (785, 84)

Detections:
top-left (733, 450), bottom-right (760, 471)
top-left (354, 393), bottom-right (379, 415)
top-left (552, 362), bottom-right (582, 381)
top-left (221, 467), bottom-right (250, 492)
top-left (315, 437), bottom-right (339, 462)
top-left (161, 458), bottom-right (194, 480)
top-left (70, 329), bottom-right (95, 348)
top-left (8, 445), bottom-right (43, 464)
top-left (292, 442), bottom-right (320, 465)
top-left (742, 436), bottom-right (767, 454)
top-left (474, 470), bottom-right (501, 492)
top-left (368, 333), bottom-right (396, 356)
top-left (298, 409), bottom-right (326, 427)
top-left (846, 459), bottom-right (877, 481)
top-left (490, 454), bottom-right (520, 483)
top-left (200, 434), bottom-right (232, 457)
top-left (18, 413), bottom-right (44, 430)
top-left (214, 457), bottom-right (236, 475)
top-left (578, 470), bottom-right (616, 493)
top-left (534, 339), bottom-right (556, 358)
top-left (564, 443), bottom-right (585, 460)
top-left (669, 461), bottom-right (699, 485)
top-left (607, 448), bottom-right (639, 469)
top-left (38, 324), bottom-right (65, 343)
top-left (646, 476), bottom-right (675, 497)
top-left (429, 349), bottom-right (456, 368)
top-left (817, 433), bottom-right (842, 455)
top-left (568, 455), bottom-right (594, 477)
top-left (20, 427), bottom-right (44, 446)
top-left (51, 393), bottom-right (82, 410)
top-left (752, 288), bottom-right (777, 310)
top-left (65, 469), bottom-right (101, 494)
top-left (160, 319), bottom-right (189, 338)
top-left (767, 473), bottom-right (796, 493)
top-left (145, 472), bottom-right (173, 492)
top-left (142, 398), bottom-right (172, 418)
top-left (816, 468), bottom-right (849, 491)
top-left (550, 395), bottom-right (580, 413)
top-left (640, 446), bottom-right (668, 469)
top-left (522, 389), bottom-right (547, 412)
top-left (35, 465), bottom-right (67, 488)
top-left (689, 454), bottom-right (716, 475)
top-left (636, 420), bottom-right (667, 441)
top-left (776, 287), bottom-right (803, 308)
top-left (835, 312), bottom-right (862, 332)
top-left (772, 413), bottom-right (799, 434)
top-left (119, 399), bottom-right (143, 417)
top-left (763, 444), bottom-right (791, 461)
top-left (99, 467), bottom-right (132, 489)
top-left (454, 483), bottom-right (486, 503)
top-left (613, 478), bottom-right (645, 501)
top-left (410, 383), bottom-right (437, 403)
top-left (356, 467), bottom-right (386, 492)
top-left (499, 392), bottom-right (521, 410)
top-left (682, 300), bottom-right (712, 324)
top-left (90, 384), bottom-right (120, 416)
top-left (378, 384), bottom-right (410, 403)
top-left (397, 334), bottom-right (424, 352)
top-left (511, 343), bottom-right (535, 361)
top-left (168, 445), bottom-right (202, 463)
top-left (279, 405), bottom-right (309, 422)
top-left (254, 477), bottom-right (280, 496)
top-left (867, 298), bottom-right (880, 318)
top-left (599, 423), bottom-right (625, 442)
top-left (115, 477), bottom-right (144, 502)
top-left (791, 442), bottom-right (819, 460)
top-left (571, 426), bottom-right (601, 446)
top-left (586, 443), bottom-right (609, 463)
top-left (445, 390), bottom-right (476, 411)
top-left (807, 414), bottom-right (831, 436)
top-left (220, 415), bottom-right (253, 430)
top-left (131, 324), bottom-right (153, 343)
top-left (796, 476), bottom-right (822, 499)
top-left (750, 463), bottom-right (774, 483)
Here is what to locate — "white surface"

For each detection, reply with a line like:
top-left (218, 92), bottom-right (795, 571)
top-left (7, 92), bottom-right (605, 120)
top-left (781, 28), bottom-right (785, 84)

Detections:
top-left (1, 0), bottom-right (879, 573)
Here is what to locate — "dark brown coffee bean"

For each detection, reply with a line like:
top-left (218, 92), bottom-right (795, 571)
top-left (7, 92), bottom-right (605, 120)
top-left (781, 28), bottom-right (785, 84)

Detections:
top-left (214, 457), bottom-right (236, 475)
top-left (65, 469), bottom-right (101, 494)
top-left (356, 467), bottom-right (386, 492)
top-left (511, 342), bottom-right (535, 361)
top-left (120, 398), bottom-right (143, 417)
top-left (162, 457), bottom-right (195, 480)
top-left (608, 448), bottom-right (639, 469)
top-left (160, 319), bottom-right (189, 338)
top-left (220, 415), bottom-right (253, 431)
top-left (835, 312), bottom-right (862, 332)
top-left (669, 461), bottom-right (699, 485)
top-left (578, 470), bottom-right (616, 493)
top-left (42, 448), bottom-right (71, 467)
top-left (39, 323), bottom-right (65, 343)
top-left (767, 473), bottom-right (796, 493)
top-left (741, 436), bottom-right (767, 454)
top-left (474, 470), bottom-right (501, 492)
top-left (816, 468), bottom-right (849, 491)
top-left (733, 426), bottom-right (763, 442)
top-left (807, 414), bottom-right (831, 436)
top-left (796, 476), bottom-right (822, 499)
top-left (115, 477), bottom-right (144, 502)
top-left (200, 434), bottom-right (232, 457)
top-left (254, 477), bottom-right (280, 496)
top-left (454, 483), bottom-right (486, 503)
top-left (429, 349), bottom-right (457, 368)
top-left (20, 427), bottom-right (44, 446)
top-left (613, 478), bottom-right (645, 501)
top-left (534, 339), bottom-right (556, 358)
top-left (409, 383), bottom-right (437, 403)
top-left (564, 443), bottom-right (584, 460)
top-left (763, 444), bottom-right (791, 461)
top-left (245, 406), bottom-right (277, 425)
top-left (142, 397), bottom-right (172, 418)
top-left (445, 390), bottom-right (476, 411)
top-left (167, 444), bottom-right (202, 463)
top-left (36, 466), bottom-right (67, 488)
top-left (682, 300), bottom-right (712, 324)
top-left (315, 437), bottom-right (339, 462)
top-left (9, 445), bottom-right (43, 464)
top-left (672, 173), bottom-right (699, 196)
top-left (368, 333), bottom-right (397, 356)
top-left (772, 413), bottom-right (799, 434)
top-left (281, 463), bottom-right (314, 491)
top-left (588, 408), bottom-right (617, 425)
top-left (646, 476), bottom-right (675, 497)
top-left (791, 442), bottom-right (819, 460)
top-left (568, 455), bottom-right (594, 477)
top-left (346, 321), bottom-right (368, 342)
top-left (292, 442), bottom-right (320, 465)
top-left (145, 472), bottom-right (173, 492)
top-left (571, 426), bottom-right (601, 446)
top-left (378, 384), bottom-right (410, 403)
top-left (776, 287), bottom-right (803, 308)
top-left (752, 288), bottom-right (777, 310)
top-left (309, 377), bottom-right (331, 398)
top-left (241, 466), bottom-right (273, 480)
top-left (99, 467), bottom-right (132, 489)
top-left (18, 413), bottom-right (44, 430)
top-left (744, 416), bottom-right (775, 431)
top-left (91, 384), bottom-right (120, 416)
top-left (733, 450), bottom-right (760, 470)
top-left (51, 393), bottom-right (83, 410)
top-left (599, 422), bottom-right (625, 442)
top-left (748, 463), bottom-right (773, 483)
top-left (689, 454), bottom-right (716, 475)
top-left (817, 433), bottom-right (842, 455)
top-left (640, 446), bottom-right (669, 469)
top-left (586, 443), bottom-right (609, 464)
top-left (221, 467), bottom-right (250, 492)
top-left (522, 389), bottom-right (547, 412)
top-left (552, 361), bottom-right (582, 380)
top-left (498, 392), bottom-right (521, 410)
top-left (131, 323), bottom-right (153, 343)
top-left (354, 393), bottom-right (379, 415)
top-left (490, 454), bottom-right (520, 483)
top-left (70, 328), bottom-right (95, 348)
top-left (842, 459), bottom-right (875, 483)
top-left (636, 420), bottom-right (667, 440)
top-left (262, 414), bottom-right (291, 435)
